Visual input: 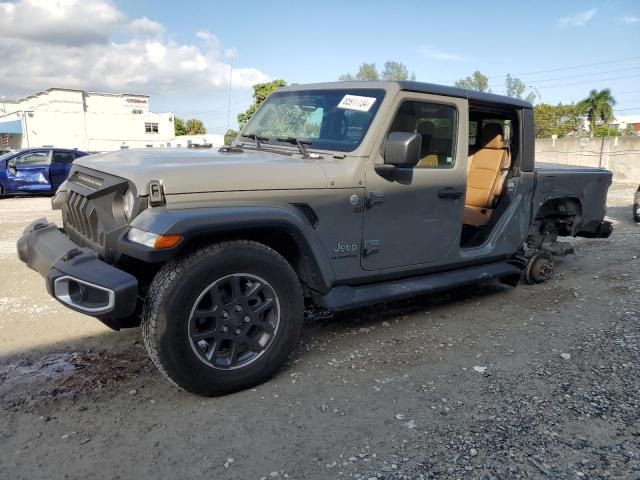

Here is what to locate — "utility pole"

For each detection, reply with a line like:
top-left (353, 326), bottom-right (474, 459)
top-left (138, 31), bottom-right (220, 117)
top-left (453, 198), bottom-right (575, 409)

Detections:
top-left (528, 84), bottom-right (542, 104)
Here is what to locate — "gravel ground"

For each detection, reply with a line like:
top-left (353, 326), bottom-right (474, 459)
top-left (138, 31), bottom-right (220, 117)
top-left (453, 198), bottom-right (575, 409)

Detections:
top-left (0, 184), bottom-right (638, 480)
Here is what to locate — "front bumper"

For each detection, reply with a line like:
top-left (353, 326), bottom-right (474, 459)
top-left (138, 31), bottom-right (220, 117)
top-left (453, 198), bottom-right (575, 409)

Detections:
top-left (577, 220), bottom-right (613, 239)
top-left (16, 218), bottom-right (138, 327)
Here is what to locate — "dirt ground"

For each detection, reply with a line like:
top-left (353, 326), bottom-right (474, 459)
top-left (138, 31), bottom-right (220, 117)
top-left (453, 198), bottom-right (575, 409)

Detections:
top-left (0, 184), bottom-right (638, 480)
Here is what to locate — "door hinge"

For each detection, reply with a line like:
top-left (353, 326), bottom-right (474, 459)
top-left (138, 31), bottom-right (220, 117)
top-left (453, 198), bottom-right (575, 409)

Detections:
top-left (366, 191), bottom-right (384, 208)
top-left (362, 239), bottom-right (380, 256)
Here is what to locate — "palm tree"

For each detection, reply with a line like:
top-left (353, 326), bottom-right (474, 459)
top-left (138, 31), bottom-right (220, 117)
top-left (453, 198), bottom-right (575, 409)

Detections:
top-left (576, 89), bottom-right (616, 136)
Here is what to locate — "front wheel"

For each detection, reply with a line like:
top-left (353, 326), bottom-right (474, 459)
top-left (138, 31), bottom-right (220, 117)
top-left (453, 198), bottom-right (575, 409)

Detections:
top-left (142, 240), bottom-right (304, 396)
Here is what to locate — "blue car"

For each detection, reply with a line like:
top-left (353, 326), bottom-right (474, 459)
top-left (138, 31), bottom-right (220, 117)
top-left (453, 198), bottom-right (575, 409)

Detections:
top-left (0, 148), bottom-right (89, 196)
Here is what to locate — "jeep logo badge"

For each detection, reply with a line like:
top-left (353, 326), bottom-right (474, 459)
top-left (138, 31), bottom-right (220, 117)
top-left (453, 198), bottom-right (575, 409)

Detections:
top-left (332, 241), bottom-right (359, 259)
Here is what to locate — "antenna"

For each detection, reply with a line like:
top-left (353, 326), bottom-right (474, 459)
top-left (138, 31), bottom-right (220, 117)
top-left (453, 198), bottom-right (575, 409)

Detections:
top-left (226, 63), bottom-right (233, 133)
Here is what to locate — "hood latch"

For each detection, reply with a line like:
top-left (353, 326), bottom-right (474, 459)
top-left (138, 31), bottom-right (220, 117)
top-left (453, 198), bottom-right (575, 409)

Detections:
top-left (148, 180), bottom-right (165, 206)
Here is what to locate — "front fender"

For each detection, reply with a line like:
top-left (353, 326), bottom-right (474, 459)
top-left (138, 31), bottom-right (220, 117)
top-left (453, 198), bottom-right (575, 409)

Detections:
top-left (118, 204), bottom-right (335, 292)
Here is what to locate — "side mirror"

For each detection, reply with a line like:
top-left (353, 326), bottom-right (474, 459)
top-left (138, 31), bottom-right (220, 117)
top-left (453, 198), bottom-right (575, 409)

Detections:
top-left (376, 132), bottom-right (422, 175)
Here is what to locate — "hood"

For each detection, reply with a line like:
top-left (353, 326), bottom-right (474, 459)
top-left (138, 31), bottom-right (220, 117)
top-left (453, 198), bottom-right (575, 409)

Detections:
top-left (74, 148), bottom-right (329, 195)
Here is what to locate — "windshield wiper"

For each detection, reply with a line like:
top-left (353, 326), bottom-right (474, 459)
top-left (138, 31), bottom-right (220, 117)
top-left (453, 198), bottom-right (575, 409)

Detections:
top-left (276, 137), bottom-right (313, 158)
top-left (240, 133), bottom-right (269, 149)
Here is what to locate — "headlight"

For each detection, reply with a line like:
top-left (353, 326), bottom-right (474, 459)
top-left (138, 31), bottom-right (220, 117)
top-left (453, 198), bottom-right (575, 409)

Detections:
top-left (123, 189), bottom-right (135, 221)
top-left (127, 227), bottom-right (182, 249)
top-left (126, 228), bottom-right (159, 247)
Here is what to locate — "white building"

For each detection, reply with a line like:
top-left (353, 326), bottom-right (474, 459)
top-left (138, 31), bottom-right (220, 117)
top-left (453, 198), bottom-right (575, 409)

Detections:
top-left (611, 115), bottom-right (640, 133)
top-left (0, 88), bottom-right (175, 151)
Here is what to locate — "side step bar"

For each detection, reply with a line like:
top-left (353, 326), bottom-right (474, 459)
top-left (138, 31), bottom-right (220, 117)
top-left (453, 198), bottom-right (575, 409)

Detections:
top-left (318, 261), bottom-right (522, 311)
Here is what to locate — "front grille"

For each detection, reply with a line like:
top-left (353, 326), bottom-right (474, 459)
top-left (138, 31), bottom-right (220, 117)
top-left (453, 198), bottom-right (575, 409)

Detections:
top-left (70, 171), bottom-right (104, 190)
top-left (62, 166), bottom-right (134, 261)
top-left (64, 191), bottom-right (104, 246)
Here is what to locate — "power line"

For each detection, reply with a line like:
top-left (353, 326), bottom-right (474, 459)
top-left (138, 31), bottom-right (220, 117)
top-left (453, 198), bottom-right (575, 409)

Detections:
top-left (490, 55), bottom-right (640, 79)
top-left (432, 56), bottom-right (640, 84)
top-left (197, 109), bottom-right (250, 121)
top-left (179, 98), bottom-right (251, 116)
top-left (528, 65), bottom-right (640, 84)
top-left (535, 74), bottom-right (640, 89)
top-left (452, 68), bottom-right (639, 91)
top-left (613, 89), bottom-right (640, 95)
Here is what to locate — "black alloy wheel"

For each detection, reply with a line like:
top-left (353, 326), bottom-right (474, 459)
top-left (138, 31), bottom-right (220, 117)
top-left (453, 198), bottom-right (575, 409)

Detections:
top-left (188, 273), bottom-right (280, 370)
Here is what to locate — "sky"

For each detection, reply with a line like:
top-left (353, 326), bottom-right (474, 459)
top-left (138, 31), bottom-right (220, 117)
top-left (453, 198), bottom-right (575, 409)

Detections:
top-left (0, 0), bottom-right (638, 133)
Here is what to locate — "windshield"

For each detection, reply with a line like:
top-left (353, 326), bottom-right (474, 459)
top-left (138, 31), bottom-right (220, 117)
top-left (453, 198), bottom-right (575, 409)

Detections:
top-left (241, 88), bottom-right (385, 152)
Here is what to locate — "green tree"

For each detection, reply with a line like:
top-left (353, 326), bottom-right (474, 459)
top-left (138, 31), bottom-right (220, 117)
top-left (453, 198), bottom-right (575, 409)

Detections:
top-left (576, 89), bottom-right (616, 136)
top-left (339, 62), bottom-right (379, 81)
top-left (224, 129), bottom-right (239, 145)
top-left (381, 61), bottom-right (414, 81)
top-left (174, 116), bottom-right (187, 136)
top-left (340, 61), bottom-right (414, 81)
top-left (592, 125), bottom-right (621, 137)
top-left (185, 118), bottom-right (206, 135)
top-left (505, 74), bottom-right (536, 103)
top-left (237, 79), bottom-right (287, 129)
top-left (454, 71), bottom-right (490, 92)
top-left (533, 103), bottom-right (582, 138)
top-left (355, 62), bottom-right (379, 81)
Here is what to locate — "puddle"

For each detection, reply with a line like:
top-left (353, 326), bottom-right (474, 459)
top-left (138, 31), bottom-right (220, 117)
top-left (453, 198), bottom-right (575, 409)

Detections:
top-left (0, 352), bottom-right (76, 385)
top-left (0, 349), bottom-right (153, 408)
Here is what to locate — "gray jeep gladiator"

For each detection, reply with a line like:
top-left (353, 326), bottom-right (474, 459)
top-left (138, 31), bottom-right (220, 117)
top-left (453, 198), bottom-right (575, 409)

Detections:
top-left (17, 81), bottom-right (613, 396)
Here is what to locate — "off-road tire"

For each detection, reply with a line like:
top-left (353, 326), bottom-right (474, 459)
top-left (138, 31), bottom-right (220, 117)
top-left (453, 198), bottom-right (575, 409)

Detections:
top-left (141, 240), bottom-right (304, 396)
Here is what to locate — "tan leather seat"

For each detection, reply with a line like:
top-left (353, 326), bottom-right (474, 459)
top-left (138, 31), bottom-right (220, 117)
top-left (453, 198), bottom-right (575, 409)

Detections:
top-left (463, 123), bottom-right (511, 227)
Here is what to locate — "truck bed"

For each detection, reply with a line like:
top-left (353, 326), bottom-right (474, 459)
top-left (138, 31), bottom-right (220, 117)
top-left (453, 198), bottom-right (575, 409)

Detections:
top-left (536, 162), bottom-right (610, 173)
top-left (532, 163), bottom-right (613, 237)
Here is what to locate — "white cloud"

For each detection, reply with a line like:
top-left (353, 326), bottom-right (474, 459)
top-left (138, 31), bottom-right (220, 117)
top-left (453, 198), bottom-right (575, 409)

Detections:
top-left (417, 46), bottom-right (463, 61)
top-left (621, 15), bottom-right (640, 24)
top-left (557, 8), bottom-right (597, 28)
top-left (0, 0), bottom-right (124, 45)
top-left (130, 17), bottom-right (165, 37)
top-left (0, 0), bottom-right (270, 98)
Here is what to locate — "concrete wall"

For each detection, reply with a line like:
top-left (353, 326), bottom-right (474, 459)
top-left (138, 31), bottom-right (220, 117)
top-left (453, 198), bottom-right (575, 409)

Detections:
top-left (169, 134), bottom-right (225, 148)
top-left (535, 137), bottom-right (640, 183)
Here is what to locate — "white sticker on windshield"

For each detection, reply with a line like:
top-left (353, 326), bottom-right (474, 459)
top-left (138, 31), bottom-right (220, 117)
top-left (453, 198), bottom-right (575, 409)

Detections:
top-left (337, 95), bottom-right (377, 112)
